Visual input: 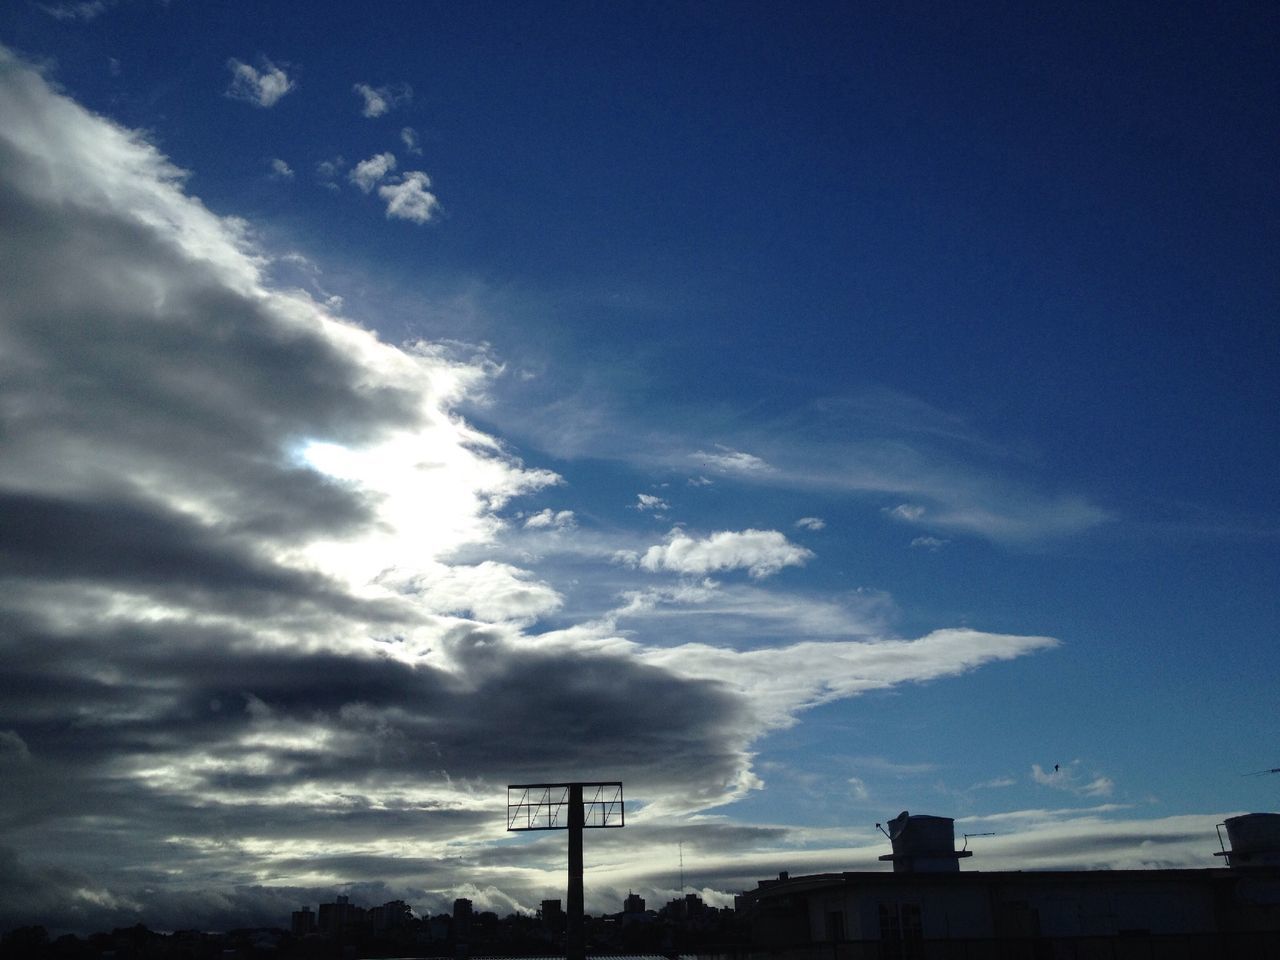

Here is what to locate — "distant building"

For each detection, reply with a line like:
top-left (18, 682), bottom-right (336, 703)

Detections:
top-left (290, 906), bottom-right (315, 936)
top-left (736, 810), bottom-right (1280, 954)
top-left (369, 899), bottom-right (413, 934)
top-left (318, 895), bottom-right (365, 936)
top-left (663, 892), bottom-right (713, 922)
top-left (624, 891), bottom-right (646, 914)
top-left (453, 897), bottom-right (473, 940)
top-left (541, 898), bottom-right (564, 934)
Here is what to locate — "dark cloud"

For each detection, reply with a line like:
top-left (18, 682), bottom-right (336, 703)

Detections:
top-left (0, 45), bottom-right (1071, 936)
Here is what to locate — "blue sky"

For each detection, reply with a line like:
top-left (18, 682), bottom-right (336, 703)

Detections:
top-left (0, 0), bottom-right (1277, 933)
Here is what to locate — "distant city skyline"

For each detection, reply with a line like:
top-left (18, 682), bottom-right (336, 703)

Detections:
top-left (1, 0), bottom-right (1277, 938)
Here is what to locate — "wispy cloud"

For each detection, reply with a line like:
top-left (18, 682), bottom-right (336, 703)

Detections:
top-left (693, 445), bottom-right (772, 474)
top-left (225, 57), bottom-right (294, 108)
top-left (910, 535), bottom-right (949, 551)
top-left (795, 516), bottom-right (825, 531)
top-left (483, 383), bottom-right (1109, 546)
top-left (354, 81), bottom-right (412, 118)
top-left (38, 0), bottom-right (112, 21)
top-left (1032, 762), bottom-right (1115, 797)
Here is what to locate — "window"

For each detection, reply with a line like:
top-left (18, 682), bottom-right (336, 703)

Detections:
top-left (824, 910), bottom-right (845, 942)
top-left (878, 902), bottom-right (922, 960)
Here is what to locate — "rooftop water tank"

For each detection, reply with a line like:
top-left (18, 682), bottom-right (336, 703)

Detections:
top-left (877, 811), bottom-right (972, 873)
top-left (1218, 813), bottom-right (1280, 868)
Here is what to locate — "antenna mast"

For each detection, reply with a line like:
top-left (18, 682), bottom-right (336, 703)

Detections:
top-left (679, 841), bottom-right (685, 893)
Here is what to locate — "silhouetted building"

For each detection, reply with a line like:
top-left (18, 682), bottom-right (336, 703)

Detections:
top-left (737, 810), bottom-right (1280, 954)
top-left (540, 898), bottom-right (564, 934)
top-left (318, 894), bottom-right (365, 935)
top-left (624, 890), bottom-right (646, 914)
top-left (290, 905), bottom-right (315, 936)
top-left (369, 898), bottom-right (413, 934)
top-left (453, 897), bottom-right (473, 940)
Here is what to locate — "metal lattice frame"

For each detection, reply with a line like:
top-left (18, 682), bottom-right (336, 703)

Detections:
top-left (506, 781), bottom-right (624, 831)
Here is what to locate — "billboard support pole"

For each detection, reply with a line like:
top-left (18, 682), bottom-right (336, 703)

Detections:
top-left (567, 782), bottom-right (584, 960)
top-left (505, 780), bottom-right (623, 960)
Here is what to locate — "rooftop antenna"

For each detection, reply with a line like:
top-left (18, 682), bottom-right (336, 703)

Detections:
top-left (679, 841), bottom-right (685, 893)
top-left (875, 822), bottom-right (891, 839)
top-left (962, 832), bottom-right (996, 852)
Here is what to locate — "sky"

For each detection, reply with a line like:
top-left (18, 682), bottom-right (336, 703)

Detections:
top-left (0, 0), bottom-right (1277, 936)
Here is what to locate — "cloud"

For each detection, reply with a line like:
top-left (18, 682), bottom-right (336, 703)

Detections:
top-left (0, 47), bottom-right (1066, 932)
top-left (0, 730), bottom-right (31, 763)
top-left (693, 446), bottom-right (772, 474)
top-left (1032, 762), bottom-right (1115, 797)
top-left (887, 503), bottom-right (926, 521)
top-left (795, 516), bottom-right (825, 531)
top-left (378, 171), bottom-right (440, 224)
top-left (38, 0), bottom-right (112, 20)
top-left (349, 152), bottom-right (396, 193)
top-left (225, 57), bottom-right (294, 108)
top-left (493, 390), bottom-right (1108, 545)
top-left (401, 126), bottom-right (422, 154)
top-left (354, 81), bottom-right (412, 118)
top-left (269, 157), bottom-right (293, 179)
top-left (910, 535), bottom-right (949, 551)
top-left (523, 508), bottom-right (576, 529)
top-left (634, 493), bottom-right (670, 512)
top-left (642, 629), bottom-right (1059, 731)
top-left (391, 561), bottom-right (563, 622)
top-left (639, 529), bottom-right (813, 579)
top-left (971, 776), bottom-right (1017, 790)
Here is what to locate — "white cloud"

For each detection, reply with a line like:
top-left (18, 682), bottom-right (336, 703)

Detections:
top-left (268, 158), bottom-right (293, 179)
top-left (634, 493), bottom-right (670, 512)
top-left (693, 445), bottom-right (772, 473)
top-left (393, 561), bottom-right (563, 623)
top-left (640, 528), bottom-right (813, 579)
top-left (910, 535), bottom-right (949, 550)
top-left (349, 152), bottom-right (396, 193)
top-left (377, 171), bottom-right (441, 223)
top-left (400, 126), bottom-right (422, 154)
top-left (609, 580), bottom-right (893, 644)
top-left (523, 508), bottom-right (576, 529)
top-left (38, 0), bottom-right (111, 20)
top-left (642, 628), bottom-right (1059, 732)
top-left (1032, 762), bottom-right (1115, 797)
top-left (493, 393), bottom-right (1108, 544)
top-left (314, 157), bottom-right (345, 191)
top-left (972, 776), bottom-right (1017, 789)
top-left (354, 81), bottom-right (412, 118)
top-left (225, 57), bottom-right (294, 108)
top-left (848, 776), bottom-right (869, 801)
top-left (795, 516), bottom-right (825, 531)
top-left (888, 502), bottom-right (925, 521)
